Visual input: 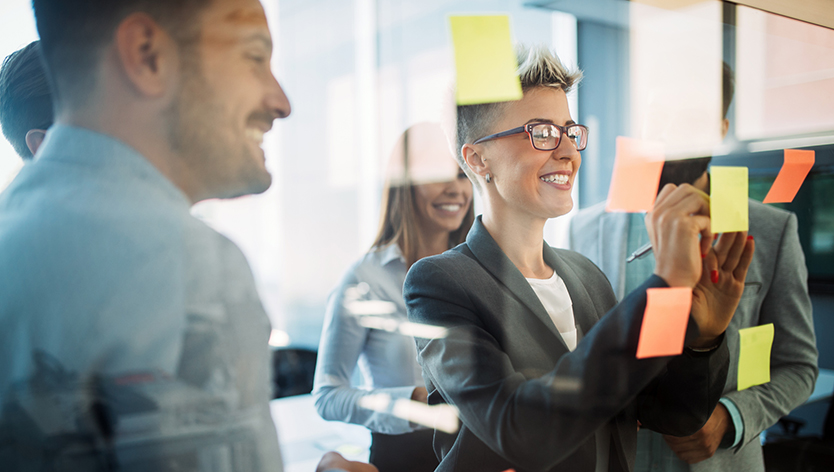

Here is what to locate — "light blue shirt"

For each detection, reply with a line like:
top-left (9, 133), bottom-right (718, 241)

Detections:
top-left (627, 214), bottom-right (743, 472)
top-left (313, 243), bottom-right (425, 434)
top-left (0, 125), bottom-right (283, 470)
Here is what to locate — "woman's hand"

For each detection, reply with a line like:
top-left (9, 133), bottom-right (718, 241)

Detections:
top-left (411, 386), bottom-right (429, 403)
top-left (689, 231), bottom-right (755, 347)
top-left (646, 184), bottom-right (712, 289)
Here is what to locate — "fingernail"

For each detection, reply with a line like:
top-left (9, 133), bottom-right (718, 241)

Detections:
top-left (747, 235), bottom-right (754, 241)
top-left (701, 252), bottom-right (707, 258)
top-left (711, 270), bottom-right (719, 284)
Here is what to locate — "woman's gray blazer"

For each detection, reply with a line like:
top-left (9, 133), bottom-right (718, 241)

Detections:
top-left (404, 216), bottom-right (729, 472)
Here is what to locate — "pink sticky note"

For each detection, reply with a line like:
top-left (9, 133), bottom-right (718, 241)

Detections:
top-left (636, 287), bottom-right (692, 359)
top-left (763, 149), bottom-right (815, 203)
top-left (605, 137), bottom-right (665, 212)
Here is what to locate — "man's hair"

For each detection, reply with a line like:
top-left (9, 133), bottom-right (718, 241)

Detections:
top-left (0, 41), bottom-right (53, 159)
top-left (32, 0), bottom-right (210, 110)
top-left (455, 45), bottom-right (582, 190)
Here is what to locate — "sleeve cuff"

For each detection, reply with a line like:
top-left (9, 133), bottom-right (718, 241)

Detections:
top-left (719, 397), bottom-right (744, 448)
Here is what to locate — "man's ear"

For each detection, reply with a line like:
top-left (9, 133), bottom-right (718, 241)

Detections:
top-left (461, 143), bottom-right (488, 179)
top-left (25, 129), bottom-right (46, 156)
top-left (114, 13), bottom-right (176, 98)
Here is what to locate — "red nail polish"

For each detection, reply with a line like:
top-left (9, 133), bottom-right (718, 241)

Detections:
top-left (701, 252), bottom-right (707, 258)
top-left (747, 235), bottom-right (754, 241)
top-left (711, 270), bottom-right (719, 284)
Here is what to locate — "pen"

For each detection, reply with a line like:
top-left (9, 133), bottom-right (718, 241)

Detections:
top-left (626, 242), bottom-right (653, 263)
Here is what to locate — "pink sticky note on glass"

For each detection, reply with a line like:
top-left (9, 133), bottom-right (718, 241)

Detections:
top-left (636, 287), bottom-right (692, 359)
top-left (763, 149), bottom-right (815, 204)
top-left (605, 137), bottom-right (665, 212)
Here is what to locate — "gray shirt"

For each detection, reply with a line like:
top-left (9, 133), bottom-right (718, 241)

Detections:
top-left (0, 125), bottom-right (282, 471)
top-left (312, 243), bottom-right (424, 434)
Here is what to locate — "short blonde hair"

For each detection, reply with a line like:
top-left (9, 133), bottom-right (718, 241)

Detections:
top-left (454, 44), bottom-right (583, 191)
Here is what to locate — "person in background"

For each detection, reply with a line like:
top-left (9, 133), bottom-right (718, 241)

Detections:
top-left (0, 1), bottom-right (373, 471)
top-left (569, 63), bottom-right (818, 471)
top-left (313, 122), bottom-right (474, 472)
top-left (404, 45), bottom-right (756, 472)
top-left (0, 40), bottom-right (53, 159)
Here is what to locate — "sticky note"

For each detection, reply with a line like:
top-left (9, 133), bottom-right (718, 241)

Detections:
top-left (763, 149), bottom-right (815, 203)
top-left (710, 166), bottom-right (748, 233)
top-left (605, 137), bottom-right (665, 212)
top-left (738, 323), bottom-right (774, 391)
top-left (449, 15), bottom-right (523, 105)
top-left (636, 287), bottom-right (692, 359)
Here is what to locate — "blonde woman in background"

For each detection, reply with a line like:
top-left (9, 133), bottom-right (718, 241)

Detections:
top-left (313, 122), bottom-right (474, 472)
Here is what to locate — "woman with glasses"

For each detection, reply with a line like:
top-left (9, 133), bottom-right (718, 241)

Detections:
top-left (313, 122), bottom-right (474, 472)
top-left (403, 46), bottom-right (756, 472)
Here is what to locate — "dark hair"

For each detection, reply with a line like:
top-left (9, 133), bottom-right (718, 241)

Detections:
top-left (32, 0), bottom-right (209, 109)
top-left (0, 41), bottom-right (53, 159)
top-left (372, 125), bottom-right (475, 267)
top-left (658, 61), bottom-right (736, 189)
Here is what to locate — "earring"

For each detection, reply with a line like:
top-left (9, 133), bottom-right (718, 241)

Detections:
top-left (485, 173), bottom-right (492, 183)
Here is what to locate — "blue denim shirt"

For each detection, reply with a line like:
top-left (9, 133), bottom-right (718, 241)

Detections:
top-left (0, 125), bottom-right (284, 471)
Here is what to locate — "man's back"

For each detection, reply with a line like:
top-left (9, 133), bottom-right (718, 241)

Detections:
top-left (0, 125), bottom-right (281, 471)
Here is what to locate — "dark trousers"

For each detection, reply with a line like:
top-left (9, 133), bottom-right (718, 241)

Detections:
top-left (369, 429), bottom-right (439, 472)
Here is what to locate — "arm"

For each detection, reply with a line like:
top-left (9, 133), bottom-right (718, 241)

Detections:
top-left (312, 271), bottom-right (421, 434)
top-left (405, 258), bottom-right (724, 471)
top-left (723, 212), bottom-right (819, 446)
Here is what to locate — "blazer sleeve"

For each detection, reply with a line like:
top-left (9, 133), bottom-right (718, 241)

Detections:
top-left (722, 212), bottom-right (819, 447)
top-left (405, 256), bottom-right (728, 471)
top-left (312, 269), bottom-right (419, 434)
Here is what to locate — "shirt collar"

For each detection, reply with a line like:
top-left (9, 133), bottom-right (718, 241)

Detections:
top-left (36, 124), bottom-right (191, 207)
top-left (377, 242), bottom-right (406, 266)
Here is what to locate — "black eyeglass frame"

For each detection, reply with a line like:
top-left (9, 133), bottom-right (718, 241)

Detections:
top-left (472, 122), bottom-right (589, 152)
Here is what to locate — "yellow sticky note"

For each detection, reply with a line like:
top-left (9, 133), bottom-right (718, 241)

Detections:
top-left (710, 166), bottom-right (748, 233)
top-left (449, 15), bottom-right (523, 105)
top-left (738, 323), bottom-right (774, 391)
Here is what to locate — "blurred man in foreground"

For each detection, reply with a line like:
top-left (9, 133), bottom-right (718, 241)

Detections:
top-left (0, 1), bottom-right (374, 471)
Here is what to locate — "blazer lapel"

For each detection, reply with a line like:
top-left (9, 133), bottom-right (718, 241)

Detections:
top-left (599, 212), bottom-right (629, 300)
top-left (465, 217), bottom-right (568, 350)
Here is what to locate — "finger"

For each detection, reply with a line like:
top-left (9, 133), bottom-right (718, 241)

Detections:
top-left (690, 215), bottom-right (713, 257)
top-left (733, 236), bottom-right (756, 281)
top-left (652, 183), bottom-right (680, 212)
top-left (701, 244), bottom-right (718, 286)
top-left (712, 232), bottom-right (733, 266)
top-left (721, 231), bottom-right (748, 273)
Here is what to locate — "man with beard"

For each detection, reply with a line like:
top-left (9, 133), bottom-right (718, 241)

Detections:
top-left (0, 1), bottom-right (374, 471)
top-left (569, 63), bottom-right (817, 471)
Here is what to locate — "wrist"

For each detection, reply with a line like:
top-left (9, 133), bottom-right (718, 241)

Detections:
top-left (687, 335), bottom-right (721, 350)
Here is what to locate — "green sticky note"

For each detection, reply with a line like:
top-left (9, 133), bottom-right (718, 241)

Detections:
top-left (710, 166), bottom-right (749, 233)
top-left (449, 15), bottom-right (523, 105)
top-left (738, 323), bottom-right (774, 391)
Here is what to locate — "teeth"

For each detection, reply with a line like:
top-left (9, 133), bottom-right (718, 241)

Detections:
top-left (246, 128), bottom-right (265, 144)
top-left (541, 174), bottom-right (569, 185)
top-left (438, 204), bottom-right (461, 212)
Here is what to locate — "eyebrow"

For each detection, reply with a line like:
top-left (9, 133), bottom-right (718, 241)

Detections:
top-left (525, 118), bottom-right (577, 126)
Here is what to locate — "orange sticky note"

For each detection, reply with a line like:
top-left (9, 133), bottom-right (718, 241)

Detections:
top-left (606, 137), bottom-right (665, 212)
top-left (636, 287), bottom-right (692, 359)
top-left (763, 149), bottom-right (814, 203)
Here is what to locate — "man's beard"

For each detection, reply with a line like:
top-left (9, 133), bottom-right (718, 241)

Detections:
top-left (164, 64), bottom-right (271, 200)
top-left (658, 156), bottom-right (711, 191)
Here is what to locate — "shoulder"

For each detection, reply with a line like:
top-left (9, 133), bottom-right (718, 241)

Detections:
top-left (749, 199), bottom-right (793, 229)
top-left (570, 201), bottom-right (607, 231)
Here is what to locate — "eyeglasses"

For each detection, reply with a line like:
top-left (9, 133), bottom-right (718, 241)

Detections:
top-left (473, 122), bottom-right (589, 152)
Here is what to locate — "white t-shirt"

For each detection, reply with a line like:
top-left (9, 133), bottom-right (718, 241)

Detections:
top-left (526, 270), bottom-right (578, 351)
